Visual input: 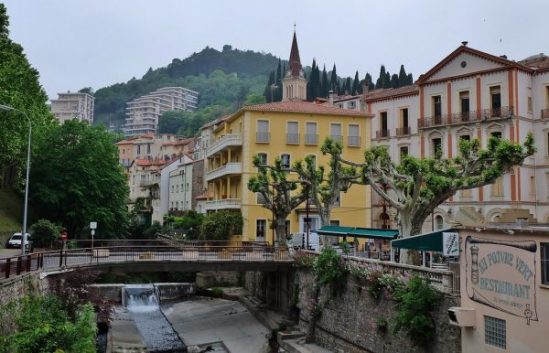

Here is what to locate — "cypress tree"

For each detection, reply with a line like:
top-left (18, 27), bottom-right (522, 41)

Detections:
top-left (263, 70), bottom-right (275, 102)
top-left (384, 71), bottom-right (391, 88)
top-left (321, 65), bottom-right (329, 98)
top-left (364, 73), bottom-right (374, 90)
top-left (398, 65), bottom-right (407, 87)
top-left (330, 64), bottom-right (338, 92)
top-left (407, 73), bottom-right (414, 85)
top-left (344, 77), bottom-right (352, 94)
top-left (352, 71), bottom-right (360, 95)
top-left (375, 65), bottom-right (387, 89)
top-left (391, 74), bottom-right (399, 88)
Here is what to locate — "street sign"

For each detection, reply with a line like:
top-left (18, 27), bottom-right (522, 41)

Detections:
top-left (443, 232), bottom-right (459, 257)
top-left (90, 222), bottom-right (97, 230)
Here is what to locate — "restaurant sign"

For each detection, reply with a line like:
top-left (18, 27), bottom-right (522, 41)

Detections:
top-left (465, 236), bottom-right (538, 325)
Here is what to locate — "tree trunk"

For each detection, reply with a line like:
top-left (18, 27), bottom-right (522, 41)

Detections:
top-left (275, 217), bottom-right (287, 245)
top-left (319, 206), bottom-right (331, 247)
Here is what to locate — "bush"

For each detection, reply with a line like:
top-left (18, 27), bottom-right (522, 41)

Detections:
top-left (30, 219), bottom-right (60, 248)
top-left (313, 246), bottom-right (348, 287)
top-left (163, 211), bottom-right (203, 239)
top-left (392, 276), bottom-right (441, 346)
top-left (200, 211), bottom-right (242, 240)
top-left (0, 295), bottom-right (96, 353)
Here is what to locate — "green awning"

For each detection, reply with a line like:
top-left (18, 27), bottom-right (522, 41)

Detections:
top-left (318, 226), bottom-right (399, 240)
top-left (391, 228), bottom-right (456, 251)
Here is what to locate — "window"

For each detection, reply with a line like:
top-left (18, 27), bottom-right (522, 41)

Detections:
top-left (256, 120), bottom-right (270, 143)
top-left (256, 220), bottom-right (266, 239)
top-left (542, 243), bottom-right (549, 285)
top-left (330, 220), bottom-right (340, 226)
top-left (287, 122), bottom-right (299, 144)
top-left (435, 215), bottom-right (444, 230)
top-left (330, 123), bottom-right (342, 142)
top-left (378, 111), bottom-right (389, 138)
top-left (432, 95), bottom-right (442, 119)
top-left (432, 138), bottom-right (442, 157)
top-left (528, 96), bottom-right (533, 113)
top-left (171, 185), bottom-right (174, 193)
top-left (257, 153), bottom-right (267, 166)
top-left (400, 146), bottom-right (409, 161)
top-left (348, 124), bottom-right (360, 146)
top-left (398, 108), bottom-right (410, 136)
top-left (491, 131), bottom-right (502, 139)
top-left (147, 144), bottom-right (151, 154)
top-left (529, 176), bottom-right (535, 196)
top-left (281, 154), bottom-right (291, 169)
top-left (460, 91), bottom-right (470, 121)
top-left (348, 101), bottom-right (356, 109)
top-left (459, 135), bottom-right (470, 142)
top-left (305, 122), bottom-right (318, 145)
top-left (484, 316), bottom-right (506, 349)
top-left (137, 145), bottom-right (141, 154)
top-left (490, 86), bottom-right (501, 115)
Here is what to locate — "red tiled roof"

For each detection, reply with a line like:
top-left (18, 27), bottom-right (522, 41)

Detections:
top-left (135, 159), bottom-right (166, 167)
top-left (241, 100), bottom-right (370, 117)
top-left (519, 53), bottom-right (549, 71)
top-left (364, 85), bottom-right (419, 103)
top-left (162, 137), bottom-right (194, 146)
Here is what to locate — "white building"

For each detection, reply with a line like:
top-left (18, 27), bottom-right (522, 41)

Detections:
top-left (363, 44), bottom-right (549, 230)
top-left (50, 91), bottom-right (95, 124)
top-left (168, 158), bottom-right (194, 214)
top-left (123, 87), bottom-right (199, 136)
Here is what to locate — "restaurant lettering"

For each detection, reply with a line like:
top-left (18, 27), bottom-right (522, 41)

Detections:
top-left (465, 236), bottom-right (538, 325)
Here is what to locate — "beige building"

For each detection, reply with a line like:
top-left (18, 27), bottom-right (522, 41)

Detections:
top-left (50, 91), bottom-right (95, 124)
top-left (123, 86), bottom-right (199, 136)
top-left (450, 225), bottom-right (549, 353)
top-left (353, 44), bottom-right (549, 231)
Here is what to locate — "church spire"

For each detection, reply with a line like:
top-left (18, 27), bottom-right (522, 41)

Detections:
top-left (287, 30), bottom-right (303, 78)
top-left (282, 30), bottom-right (307, 101)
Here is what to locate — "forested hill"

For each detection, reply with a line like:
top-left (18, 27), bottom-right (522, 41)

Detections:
top-left (92, 45), bottom-right (281, 128)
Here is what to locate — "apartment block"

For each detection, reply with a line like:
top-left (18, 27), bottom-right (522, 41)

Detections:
top-left (50, 91), bottom-right (95, 124)
top-left (123, 87), bottom-right (199, 137)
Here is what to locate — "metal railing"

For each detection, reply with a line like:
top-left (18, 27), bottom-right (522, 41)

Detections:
top-left (304, 134), bottom-right (318, 145)
top-left (375, 129), bottom-right (390, 139)
top-left (0, 244), bottom-right (293, 280)
top-left (542, 108), bottom-right (549, 119)
top-left (256, 132), bottom-right (271, 144)
top-left (396, 126), bottom-right (411, 137)
top-left (286, 133), bottom-right (300, 145)
top-left (419, 106), bottom-right (514, 129)
top-left (347, 135), bottom-right (361, 147)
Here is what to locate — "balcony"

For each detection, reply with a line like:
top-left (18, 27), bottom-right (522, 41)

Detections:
top-left (204, 198), bottom-right (241, 211)
top-left (347, 135), bottom-right (361, 147)
top-left (542, 108), bottom-right (549, 119)
top-left (419, 106), bottom-right (513, 129)
top-left (396, 126), bottom-right (411, 137)
top-left (304, 134), bottom-right (318, 145)
top-left (256, 132), bottom-right (271, 144)
top-left (375, 129), bottom-right (391, 139)
top-left (206, 134), bottom-right (242, 157)
top-left (205, 162), bottom-right (242, 181)
top-left (286, 133), bottom-right (300, 145)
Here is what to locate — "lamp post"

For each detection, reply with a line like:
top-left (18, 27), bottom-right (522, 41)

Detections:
top-left (0, 104), bottom-right (32, 255)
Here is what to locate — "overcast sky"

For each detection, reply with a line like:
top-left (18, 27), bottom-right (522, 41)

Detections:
top-left (3, 0), bottom-right (547, 100)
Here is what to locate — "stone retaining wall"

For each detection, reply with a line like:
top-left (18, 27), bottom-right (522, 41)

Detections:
top-left (294, 268), bottom-right (461, 353)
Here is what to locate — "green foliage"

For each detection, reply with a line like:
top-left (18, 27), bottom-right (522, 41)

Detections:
top-left (94, 46), bottom-right (279, 128)
top-left (392, 276), bottom-right (441, 346)
top-left (30, 219), bottom-right (60, 248)
top-left (293, 250), bottom-right (316, 268)
top-left (0, 295), bottom-right (96, 353)
top-left (248, 155), bottom-right (307, 242)
top-left (335, 135), bottom-right (535, 237)
top-left (313, 246), bottom-right (348, 287)
top-left (158, 104), bottom-right (235, 135)
top-left (0, 4), bottom-right (54, 189)
top-left (200, 210), bottom-right (242, 240)
top-left (210, 287), bottom-right (223, 297)
top-left (164, 211), bottom-right (204, 239)
top-left (30, 120), bottom-right (129, 237)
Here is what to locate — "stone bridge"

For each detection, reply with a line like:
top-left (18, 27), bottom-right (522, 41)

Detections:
top-left (0, 244), bottom-right (294, 280)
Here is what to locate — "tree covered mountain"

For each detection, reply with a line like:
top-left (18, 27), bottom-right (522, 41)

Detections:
top-left (92, 45), bottom-right (281, 129)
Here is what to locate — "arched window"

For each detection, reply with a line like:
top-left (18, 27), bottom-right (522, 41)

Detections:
top-left (435, 215), bottom-right (444, 230)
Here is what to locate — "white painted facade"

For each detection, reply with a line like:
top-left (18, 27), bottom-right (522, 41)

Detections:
top-left (168, 158), bottom-right (194, 213)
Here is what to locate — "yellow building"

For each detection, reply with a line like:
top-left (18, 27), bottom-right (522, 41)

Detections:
top-left (203, 32), bottom-right (373, 243)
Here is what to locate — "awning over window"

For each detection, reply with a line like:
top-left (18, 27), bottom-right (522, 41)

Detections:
top-left (318, 226), bottom-right (399, 240)
top-left (391, 228), bottom-right (456, 252)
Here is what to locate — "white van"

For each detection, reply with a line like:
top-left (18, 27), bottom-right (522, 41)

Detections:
top-left (288, 232), bottom-right (320, 252)
top-left (6, 232), bottom-right (32, 251)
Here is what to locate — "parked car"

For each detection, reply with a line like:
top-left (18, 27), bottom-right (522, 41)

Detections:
top-left (6, 232), bottom-right (33, 251)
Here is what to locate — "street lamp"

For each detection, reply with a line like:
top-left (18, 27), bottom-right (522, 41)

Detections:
top-left (0, 104), bottom-right (32, 255)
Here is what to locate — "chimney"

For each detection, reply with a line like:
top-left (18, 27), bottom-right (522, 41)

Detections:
top-left (500, 55), bottom-right (508, 59)
top-left (461, 41), bottom-right (468, 46)
top-left (328, 90), bottom-right (335, 105)
top-left (362, 82), bottom-right (369, 93)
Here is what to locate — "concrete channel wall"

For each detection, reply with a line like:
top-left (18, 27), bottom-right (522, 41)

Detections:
top-left (89, 283), bottom-right (194, 304)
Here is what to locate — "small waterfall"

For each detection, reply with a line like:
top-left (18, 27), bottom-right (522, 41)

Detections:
top-left (125, 284), bottom-right (160, 312)
top-left (123, 284), bottom-right (186, 352)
